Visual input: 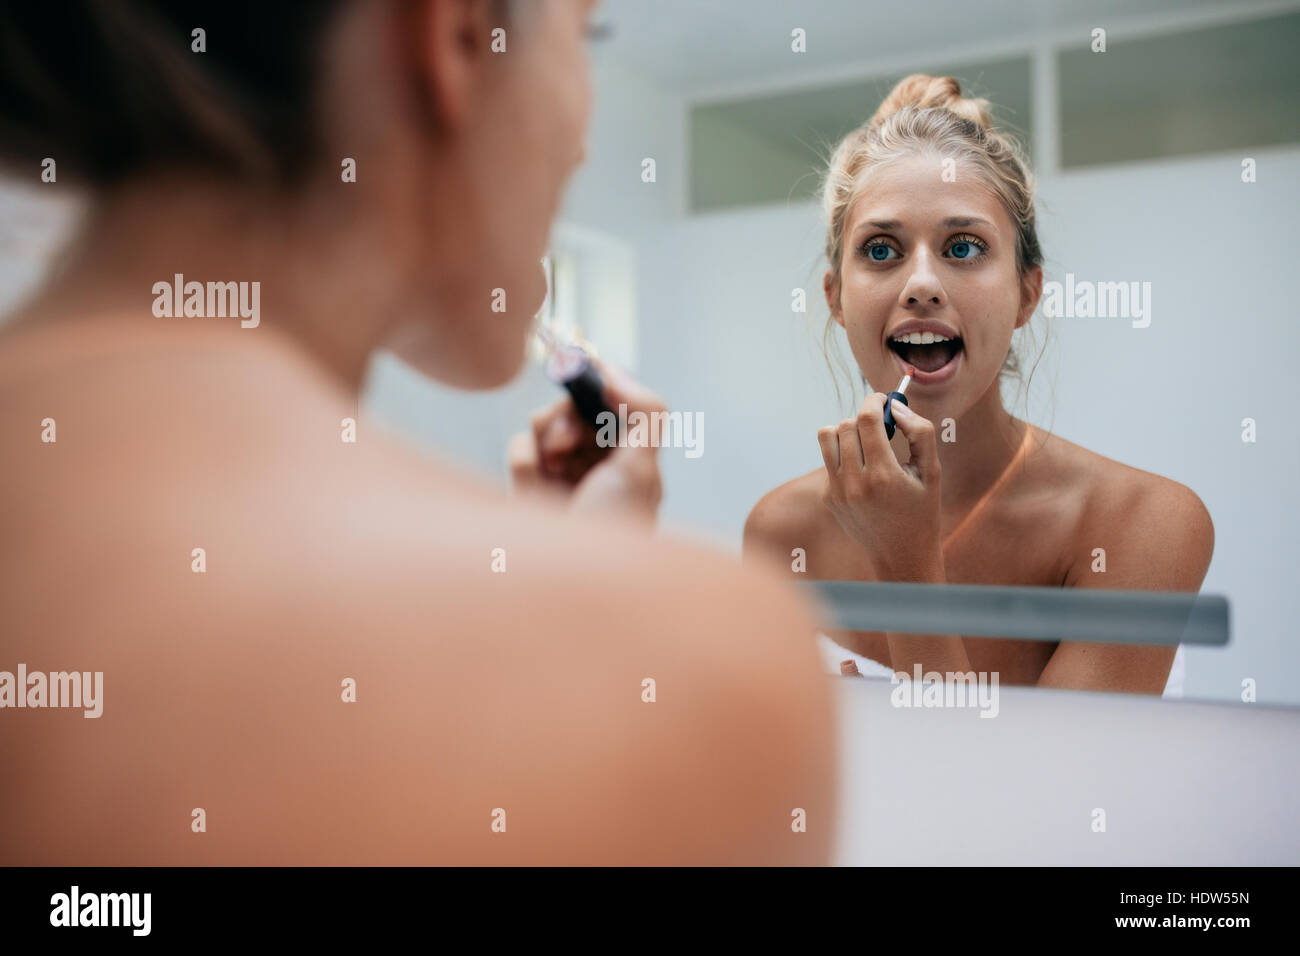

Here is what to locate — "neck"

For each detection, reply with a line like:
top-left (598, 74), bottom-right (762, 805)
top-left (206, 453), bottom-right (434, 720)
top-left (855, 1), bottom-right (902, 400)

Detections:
top-left (14, 176), bottom-right (412, 394)
top-left (892, 375), bottom-right (1026, 510)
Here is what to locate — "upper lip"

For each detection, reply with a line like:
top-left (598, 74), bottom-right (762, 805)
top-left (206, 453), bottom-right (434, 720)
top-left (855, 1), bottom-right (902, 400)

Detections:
top-left (886, 320), bottom-right (961, 341)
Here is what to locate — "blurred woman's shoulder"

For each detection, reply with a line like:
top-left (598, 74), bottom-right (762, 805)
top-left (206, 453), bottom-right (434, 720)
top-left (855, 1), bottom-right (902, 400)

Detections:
top-left (0, 315), bottom-right (838, 864)
top-left (0, 310), bottom-right (833, 680)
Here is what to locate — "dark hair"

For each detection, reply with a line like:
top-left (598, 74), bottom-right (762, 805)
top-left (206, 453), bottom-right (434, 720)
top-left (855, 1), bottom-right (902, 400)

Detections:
top-left (0, 1), bottom-right (350, 188)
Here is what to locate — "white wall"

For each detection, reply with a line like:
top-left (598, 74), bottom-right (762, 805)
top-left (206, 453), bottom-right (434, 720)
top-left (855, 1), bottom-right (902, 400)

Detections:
top-left (0, 185), bottom-right (78, 317)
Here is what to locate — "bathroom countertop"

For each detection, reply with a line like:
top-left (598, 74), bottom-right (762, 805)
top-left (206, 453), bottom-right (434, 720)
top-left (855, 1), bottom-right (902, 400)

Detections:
top-left (830, 675), bottom-right (1299, 865)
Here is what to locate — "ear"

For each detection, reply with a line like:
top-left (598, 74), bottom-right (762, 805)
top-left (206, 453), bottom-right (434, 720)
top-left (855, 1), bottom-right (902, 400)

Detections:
top-left (1015, 265), bottom-right (1043, 330)
top-left (409, 0), bottom-right (494, 131)
top-left (823, 269), bottom-right (845, 329)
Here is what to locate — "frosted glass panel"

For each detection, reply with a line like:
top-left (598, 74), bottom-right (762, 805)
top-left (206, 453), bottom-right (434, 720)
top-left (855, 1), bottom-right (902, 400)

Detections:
top-left (1058, 12), bottom-right (1300, 169)
top-left (691, 57), bottom-right (1033, 212)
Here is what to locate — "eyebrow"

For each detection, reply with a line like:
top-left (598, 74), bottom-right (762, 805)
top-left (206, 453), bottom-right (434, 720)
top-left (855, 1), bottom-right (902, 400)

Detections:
top-left (861, 216), bottom-right (995, 232)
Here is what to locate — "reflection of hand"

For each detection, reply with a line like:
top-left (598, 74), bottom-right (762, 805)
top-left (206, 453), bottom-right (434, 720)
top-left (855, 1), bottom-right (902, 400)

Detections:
top-left (817, 392), bottom-right (945, 582)
top-left (508, 358), bottom-right (664, 523)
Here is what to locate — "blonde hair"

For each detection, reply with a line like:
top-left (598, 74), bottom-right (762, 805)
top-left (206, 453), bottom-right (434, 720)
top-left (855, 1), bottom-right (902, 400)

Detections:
top-left (820, 74), bottom-right (1045, 398)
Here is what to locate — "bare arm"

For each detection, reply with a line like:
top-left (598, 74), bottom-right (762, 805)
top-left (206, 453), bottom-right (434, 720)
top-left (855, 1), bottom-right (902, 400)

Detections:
top-left (1037, 481), bottom-right (1215, 694)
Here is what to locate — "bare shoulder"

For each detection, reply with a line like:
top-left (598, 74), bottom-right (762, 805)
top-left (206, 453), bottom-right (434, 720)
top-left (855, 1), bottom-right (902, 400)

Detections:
top-left (0, 325), bottom-right (837, 864)
top-left (1035, 427), bottom-right (1214, 588)
top-left (743, 468), bottom-right (829, 558)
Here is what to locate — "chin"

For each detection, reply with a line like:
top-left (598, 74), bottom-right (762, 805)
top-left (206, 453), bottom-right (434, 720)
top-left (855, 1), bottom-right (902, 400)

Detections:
top-left (387, 324), bottom-right (531, 391)
top-left (467, 341), bottom-right (531, 390)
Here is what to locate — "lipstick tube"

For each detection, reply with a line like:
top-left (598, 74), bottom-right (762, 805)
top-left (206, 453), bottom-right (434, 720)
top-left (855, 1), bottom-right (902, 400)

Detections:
top-left (882, 367), bottom-right (913, 440)
top-left (543, 343), bottom-right (614, 431)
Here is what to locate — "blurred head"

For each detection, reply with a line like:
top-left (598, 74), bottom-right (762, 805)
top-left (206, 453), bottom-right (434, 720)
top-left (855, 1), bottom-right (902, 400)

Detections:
top-left (376, 0), bottom-right (598, 386)
top-left (820, 74), bottom-right (1043, 417)
top-left (0, 0), bottom-right (599, 388)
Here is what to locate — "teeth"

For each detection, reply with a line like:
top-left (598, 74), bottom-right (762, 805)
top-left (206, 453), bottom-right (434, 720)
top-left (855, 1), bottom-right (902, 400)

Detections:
top-left (891, 331), bottom-right (952, 344)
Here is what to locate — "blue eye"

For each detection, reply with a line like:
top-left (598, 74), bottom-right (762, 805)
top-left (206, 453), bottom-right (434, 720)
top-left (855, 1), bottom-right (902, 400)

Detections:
top-left (945, 234), bottom-right (988, 260)
top-left (864, 242), bottom-right (899, 261)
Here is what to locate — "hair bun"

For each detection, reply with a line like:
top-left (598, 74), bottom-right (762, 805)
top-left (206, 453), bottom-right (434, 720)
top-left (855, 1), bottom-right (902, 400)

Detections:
top-left (868, 74), bottom-right (993, 131)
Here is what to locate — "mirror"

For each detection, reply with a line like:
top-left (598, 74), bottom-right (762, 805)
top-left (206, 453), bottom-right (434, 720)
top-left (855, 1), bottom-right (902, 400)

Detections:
top-left (517, 0), bottom-right (1294, 707)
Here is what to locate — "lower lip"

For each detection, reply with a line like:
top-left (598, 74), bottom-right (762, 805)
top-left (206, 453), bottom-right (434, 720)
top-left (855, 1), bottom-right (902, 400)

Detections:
top-left (890, 346), bottom-right (962, 385)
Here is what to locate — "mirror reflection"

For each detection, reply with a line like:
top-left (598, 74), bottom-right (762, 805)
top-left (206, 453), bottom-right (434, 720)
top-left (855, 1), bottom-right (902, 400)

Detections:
top-left (367, 0), bottom-right (1295, 705)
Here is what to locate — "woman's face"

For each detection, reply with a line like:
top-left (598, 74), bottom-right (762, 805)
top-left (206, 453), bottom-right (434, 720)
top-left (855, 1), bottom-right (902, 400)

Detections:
top-left (826, 153), bottom-right (1041, 417)
top-left (389, 0), bottom-right (597, 388)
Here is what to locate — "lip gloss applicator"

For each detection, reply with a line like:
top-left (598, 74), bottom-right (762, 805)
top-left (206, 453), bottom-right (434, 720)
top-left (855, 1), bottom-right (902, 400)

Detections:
top-left (882, 365), bottom-right (914, 440)
top-left (534, 322), bottom-right (614, 430)
top-left (532, 254), bottom-right (614, 430)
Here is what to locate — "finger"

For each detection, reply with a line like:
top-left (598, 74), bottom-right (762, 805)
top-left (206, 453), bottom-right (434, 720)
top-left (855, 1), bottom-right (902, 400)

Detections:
top-left (531, 401), bottom-right (589, 480)
top-left (817, 425), bottom-right (840, 473)
top-left (554, 443), bottom-right (611, 485)
top-left (587, 356), bottom-right (665, 416)
top-left (855, 392), bottom-right (893, 476)
top-left (539, 410), bottom-right (585, 458)
top-left (507, 431), bottom-right (541, 488)
top-left (839, 660), bottom-right (863, 677)
top-left (887, 399), bottom-right (940, 484)
top-left (530, 399), bottom-right (572, 472)
top-left (836, 417), bottom-right (865, 472)
top-left (529, 396), bottom-right (572, 436)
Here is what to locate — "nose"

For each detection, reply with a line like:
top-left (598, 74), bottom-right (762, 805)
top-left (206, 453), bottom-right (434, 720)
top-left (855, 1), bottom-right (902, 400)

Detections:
top-left (898, 248), bottom-right (946, 309)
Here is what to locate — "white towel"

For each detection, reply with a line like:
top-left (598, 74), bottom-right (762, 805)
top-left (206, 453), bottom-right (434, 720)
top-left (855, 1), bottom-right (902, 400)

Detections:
top-left (819, 632), bottom-right (1188, 697)
top-left (816, 633), bottom-right (894, 679)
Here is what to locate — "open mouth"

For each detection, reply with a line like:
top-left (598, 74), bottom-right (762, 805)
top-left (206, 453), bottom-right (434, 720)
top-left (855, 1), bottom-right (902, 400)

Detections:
top-left (887, 333), bottom-right (964, 374)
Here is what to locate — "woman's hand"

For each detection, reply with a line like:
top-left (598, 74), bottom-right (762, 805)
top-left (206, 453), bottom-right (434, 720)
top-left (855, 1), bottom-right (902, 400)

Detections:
top-left (508, 359), bottom-right (664, 523)
top-left (817, 393), bottom-right (945, 582)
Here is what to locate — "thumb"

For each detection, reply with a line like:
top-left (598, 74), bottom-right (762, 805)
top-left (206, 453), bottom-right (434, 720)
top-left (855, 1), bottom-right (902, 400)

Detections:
top-left (888, 399), bottom-right (940, 484)
top-left (589, 356), bottom-right (666, 417)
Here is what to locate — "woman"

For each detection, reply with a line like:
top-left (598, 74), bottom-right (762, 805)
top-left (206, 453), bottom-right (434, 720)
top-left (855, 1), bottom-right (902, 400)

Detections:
top-left (0, 1), bottom-right (835, 864)
top-left (744, 75), bottom-right (1214, 695)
